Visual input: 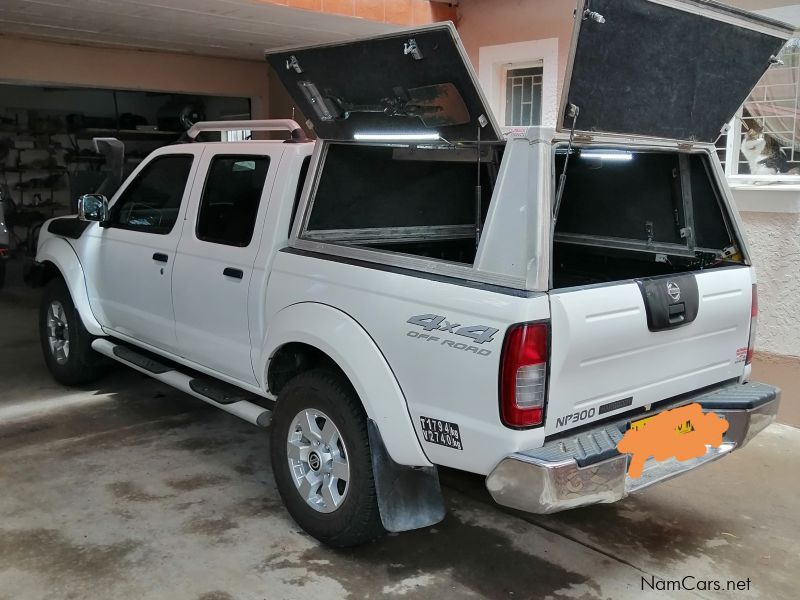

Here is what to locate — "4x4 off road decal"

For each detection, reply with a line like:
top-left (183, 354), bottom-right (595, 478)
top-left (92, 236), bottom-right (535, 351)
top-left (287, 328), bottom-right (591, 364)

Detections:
top-left (406, 314), bottom-right (498, 357)
top-left (419, 416), bottom-right (463, 450)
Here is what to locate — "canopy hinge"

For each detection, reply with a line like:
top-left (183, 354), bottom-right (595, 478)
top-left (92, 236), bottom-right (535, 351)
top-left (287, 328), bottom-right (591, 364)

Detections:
top-left (583, 9), bottom-right (606, 23)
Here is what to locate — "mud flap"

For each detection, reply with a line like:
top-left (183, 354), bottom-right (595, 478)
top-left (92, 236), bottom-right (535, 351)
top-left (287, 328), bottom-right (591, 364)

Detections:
top-left (368, 419), bottom-right (446, 532)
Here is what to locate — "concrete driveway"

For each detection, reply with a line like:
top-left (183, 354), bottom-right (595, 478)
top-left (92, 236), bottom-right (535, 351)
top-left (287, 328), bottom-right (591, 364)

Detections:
top-left (1, 260), bottom-right (798, 600)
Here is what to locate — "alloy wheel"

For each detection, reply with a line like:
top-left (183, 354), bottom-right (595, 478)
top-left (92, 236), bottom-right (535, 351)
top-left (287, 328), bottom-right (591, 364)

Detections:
top-left (46, 300), bottom-right (70, 365)
top-left (286, 408), bottom-right (351, 514)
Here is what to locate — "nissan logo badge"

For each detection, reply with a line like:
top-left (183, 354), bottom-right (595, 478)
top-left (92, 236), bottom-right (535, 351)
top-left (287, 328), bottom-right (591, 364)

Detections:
top-left (667, 281), bottom-right (681, 302)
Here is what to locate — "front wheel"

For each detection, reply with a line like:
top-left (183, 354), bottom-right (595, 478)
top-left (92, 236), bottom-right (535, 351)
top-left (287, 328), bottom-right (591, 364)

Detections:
top-left (39, 277), bottom-right (108, 385)
top-left (270, 369), bottom-right (386, 547)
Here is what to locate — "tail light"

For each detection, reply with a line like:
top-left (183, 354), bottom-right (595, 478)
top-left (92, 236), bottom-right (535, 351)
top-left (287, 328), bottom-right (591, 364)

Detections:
top-left (500, 323), bottom-right (549, 428)
top-left (746, 284), bottom-right (758, 365)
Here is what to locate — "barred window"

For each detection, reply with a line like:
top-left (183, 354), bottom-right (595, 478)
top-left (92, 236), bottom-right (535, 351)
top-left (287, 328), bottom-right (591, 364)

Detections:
top-left (503, 64), bottom-right (543, 127)
top-left (720, 38), bottom-right (800, 180)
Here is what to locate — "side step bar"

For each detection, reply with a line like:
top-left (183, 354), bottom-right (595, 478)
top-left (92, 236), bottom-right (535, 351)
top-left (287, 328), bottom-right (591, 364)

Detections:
top-left (92, 339), bottom-right (272, 427)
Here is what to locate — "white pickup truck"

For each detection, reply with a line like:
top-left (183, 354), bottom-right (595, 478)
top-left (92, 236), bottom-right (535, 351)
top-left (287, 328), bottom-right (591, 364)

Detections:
top-left (30, 1), bottom-right (788, 547)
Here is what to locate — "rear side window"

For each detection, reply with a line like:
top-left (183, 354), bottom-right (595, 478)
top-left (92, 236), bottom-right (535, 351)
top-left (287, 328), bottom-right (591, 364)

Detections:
top-left (196, 155), bottom-right (270, 247)
top-left (289, 156), bottom-right (311, 236)
top-left (110, 155), bottom-right (193, 234)
top-left (555, 151), bottom-right (683, 244)
top-left (302, 143), bottom-right (498, 265)
top-left (555, 149), bottom-right (733, 251)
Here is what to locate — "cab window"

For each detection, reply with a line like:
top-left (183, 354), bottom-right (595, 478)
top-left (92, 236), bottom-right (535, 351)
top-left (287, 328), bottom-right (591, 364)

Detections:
top-left (196, 155), bottom-right (271, 247)
top-left (110, 155), bottom-right (194, 234)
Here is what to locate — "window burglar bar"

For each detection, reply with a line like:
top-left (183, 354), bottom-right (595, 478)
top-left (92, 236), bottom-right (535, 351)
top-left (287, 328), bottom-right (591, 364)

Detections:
top-left (504, 66), bottom-right (543, 127)
top-left (724, 40), bottom-right (800, 176)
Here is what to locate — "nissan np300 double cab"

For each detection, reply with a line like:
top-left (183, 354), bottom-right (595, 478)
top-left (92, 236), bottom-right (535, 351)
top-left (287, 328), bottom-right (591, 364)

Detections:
top-left (30, 0), bottom-right (789, 547)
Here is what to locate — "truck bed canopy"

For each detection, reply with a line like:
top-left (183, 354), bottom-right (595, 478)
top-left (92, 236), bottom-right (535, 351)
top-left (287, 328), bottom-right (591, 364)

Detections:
top-left (267, 24), bottom-right (502, 143)
top-left (560, 0), bottom-right (793, 143)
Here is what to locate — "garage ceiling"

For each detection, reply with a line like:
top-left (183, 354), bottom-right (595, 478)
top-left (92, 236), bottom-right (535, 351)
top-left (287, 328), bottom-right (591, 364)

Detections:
top-left (0, 0), bottom-right (397, 60)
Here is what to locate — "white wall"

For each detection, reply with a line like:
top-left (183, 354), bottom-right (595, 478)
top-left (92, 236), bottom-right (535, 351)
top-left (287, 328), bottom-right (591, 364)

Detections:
top-left (736, 196), bottom-right (800, 358)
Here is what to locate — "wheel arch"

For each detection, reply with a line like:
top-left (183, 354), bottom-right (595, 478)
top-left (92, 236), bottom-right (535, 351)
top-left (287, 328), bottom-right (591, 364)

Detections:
top-left (36, 236), bottom-right (104, 336)
top-left (261, 302), bottom-right (431, 467)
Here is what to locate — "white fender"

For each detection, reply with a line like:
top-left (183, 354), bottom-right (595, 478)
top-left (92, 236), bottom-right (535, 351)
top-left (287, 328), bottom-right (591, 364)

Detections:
top-left (261, 302), bottom-right (432, 467)
top-left (36, 236), bottom-right (105, 337)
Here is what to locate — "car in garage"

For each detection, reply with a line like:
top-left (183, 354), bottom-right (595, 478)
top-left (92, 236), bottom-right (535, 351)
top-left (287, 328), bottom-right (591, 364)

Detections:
top-left (28, 1), bottom-right (789, 547)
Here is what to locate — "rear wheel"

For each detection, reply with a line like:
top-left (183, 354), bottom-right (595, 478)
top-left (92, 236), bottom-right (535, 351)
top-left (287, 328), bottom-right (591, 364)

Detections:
top-left (39, 277), bottom-right (108, 385)
top-left (270, 369), bottom-right (386, 547)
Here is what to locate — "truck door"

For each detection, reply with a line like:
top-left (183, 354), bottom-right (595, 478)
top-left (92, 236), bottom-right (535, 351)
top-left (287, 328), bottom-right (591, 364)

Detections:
top-left (86, 148), bottom-right (204, 353)
top-left (172, 145), bottom-right (283, 385)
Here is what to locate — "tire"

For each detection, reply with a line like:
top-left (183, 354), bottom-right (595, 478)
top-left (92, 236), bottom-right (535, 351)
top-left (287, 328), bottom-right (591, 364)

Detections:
top-left (270, 368), bottom-right (386, 547)
top-left (39, 277), bottom-right (108, 385)
top-left (0, 260), bottom-right (5, 291)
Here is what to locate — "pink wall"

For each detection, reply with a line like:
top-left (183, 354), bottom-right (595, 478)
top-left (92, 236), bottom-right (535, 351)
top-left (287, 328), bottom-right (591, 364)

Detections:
top-left (255, 0), bottom-right (457, 25)
top-left (456, 0), bottom-right (574, 98)
top-left (0, 36), bottom-right (270, 119)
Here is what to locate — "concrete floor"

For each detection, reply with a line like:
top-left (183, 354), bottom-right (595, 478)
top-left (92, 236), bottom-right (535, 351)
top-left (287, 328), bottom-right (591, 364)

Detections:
top-left (1, 258), bottom-right (799, 600)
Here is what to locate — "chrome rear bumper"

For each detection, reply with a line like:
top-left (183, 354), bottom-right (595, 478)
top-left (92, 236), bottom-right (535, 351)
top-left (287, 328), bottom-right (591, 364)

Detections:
top-left (485, 382), bottom-right (779, 515)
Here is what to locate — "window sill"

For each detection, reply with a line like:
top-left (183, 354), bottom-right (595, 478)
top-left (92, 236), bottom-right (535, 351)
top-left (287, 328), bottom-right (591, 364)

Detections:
top-left (727, 181), bottom-right (800, 213)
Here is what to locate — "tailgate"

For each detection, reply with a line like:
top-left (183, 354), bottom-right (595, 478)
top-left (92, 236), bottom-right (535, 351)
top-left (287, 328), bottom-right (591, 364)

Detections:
top-left (546, 267), bottom-right (753, 435)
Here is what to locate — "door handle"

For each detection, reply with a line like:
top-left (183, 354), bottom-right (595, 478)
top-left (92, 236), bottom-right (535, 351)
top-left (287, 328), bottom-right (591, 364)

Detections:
top-left (668, 302), bottom-right (686, 324)
top-left (152, 252), bottom-right (169, 263)
top-left (223, 267), bottom-right (244, 279)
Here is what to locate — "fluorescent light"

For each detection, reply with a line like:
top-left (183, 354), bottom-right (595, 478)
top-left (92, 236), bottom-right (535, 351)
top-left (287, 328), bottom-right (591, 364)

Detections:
top-left (580, 151), bottom-right (633, 162)
top-left (354, 132), bottom-right (441, 142)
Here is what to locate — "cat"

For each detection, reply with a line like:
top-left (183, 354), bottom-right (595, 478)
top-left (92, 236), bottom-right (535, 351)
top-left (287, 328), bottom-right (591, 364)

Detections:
top-left (740, 126), bottom-right (800, 175)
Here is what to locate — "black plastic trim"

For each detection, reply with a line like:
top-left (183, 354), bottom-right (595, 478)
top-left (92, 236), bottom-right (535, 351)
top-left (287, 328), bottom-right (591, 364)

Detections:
top-left (112, 345), bottom-right (172, 374)
top-left (697, 381), bottom-right (778, 410)
top-left (637, 273), bottom-right (700, 332)
top-left (189, 378), bottom-right (251, 405)
top-left (47, 218), bottom-right (91, 240)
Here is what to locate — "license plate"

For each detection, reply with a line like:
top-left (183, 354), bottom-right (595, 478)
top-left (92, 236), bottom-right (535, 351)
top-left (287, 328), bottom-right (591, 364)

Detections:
top-left (630, 414), bottom-right (694, 435)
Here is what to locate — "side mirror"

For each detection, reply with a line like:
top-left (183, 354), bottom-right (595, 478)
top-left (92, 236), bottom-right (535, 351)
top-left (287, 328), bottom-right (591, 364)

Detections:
top-left (77, 194), bottom-right (109, 223)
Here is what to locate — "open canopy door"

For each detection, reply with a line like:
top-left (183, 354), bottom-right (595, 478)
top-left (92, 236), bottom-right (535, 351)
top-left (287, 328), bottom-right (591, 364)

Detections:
top-left (267, 23), bottom-right (502, 143)
top-left (560, 0), bottom-right (794, 143)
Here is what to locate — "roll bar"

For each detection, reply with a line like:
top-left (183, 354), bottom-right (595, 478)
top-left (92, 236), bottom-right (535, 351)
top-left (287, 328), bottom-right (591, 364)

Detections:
top-left (185, 119), bottom-right (309, 142)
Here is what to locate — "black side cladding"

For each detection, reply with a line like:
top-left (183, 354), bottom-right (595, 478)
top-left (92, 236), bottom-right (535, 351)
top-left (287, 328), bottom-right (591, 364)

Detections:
top-left (47, 218), bottom-right (91, 240)
top-left (637, 274), bottom-right (699, 331)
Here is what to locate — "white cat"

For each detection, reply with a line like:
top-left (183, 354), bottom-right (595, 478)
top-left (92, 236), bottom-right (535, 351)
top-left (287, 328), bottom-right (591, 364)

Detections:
top-left (740, 127), bottom-right (800, 175)
top-left (740, 129), bottom-right (780, 175)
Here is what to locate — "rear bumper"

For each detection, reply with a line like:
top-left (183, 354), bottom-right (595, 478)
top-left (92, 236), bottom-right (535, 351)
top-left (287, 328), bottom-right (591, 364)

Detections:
top-left (485, 382), bottom-right (779, 515)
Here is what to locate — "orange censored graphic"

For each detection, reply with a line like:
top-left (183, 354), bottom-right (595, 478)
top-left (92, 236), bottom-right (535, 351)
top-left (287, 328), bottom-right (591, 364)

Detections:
top-left (617, 403), bottom-right (729, 479)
